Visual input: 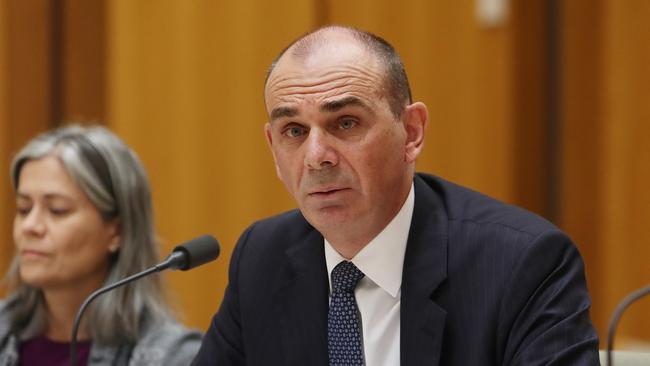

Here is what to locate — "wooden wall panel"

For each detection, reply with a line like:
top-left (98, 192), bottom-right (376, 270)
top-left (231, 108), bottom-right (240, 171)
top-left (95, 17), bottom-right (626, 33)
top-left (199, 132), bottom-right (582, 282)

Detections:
top-left (599, 0), bottom-right (650, 345)
top-left (107, 0), bottom-right (318, 329)
top-left (3, 0), bottom-right (54, 137)
top-left (107, 0), bottom-right (549, 332)
top-left (60, 0), bottom-right (106, 122)
top-left (0, 0), bottom-right (55, 276)
top-left (0, 0), bottom-right (10, 275)
top-left (3, 0), bottom-right (649, 348)
top-left (562, 0), bottom-right (650, 347)
top-left (328, 0), bottom-right (514, 202)
top-left (510, 0), bottom-right (550, 218)
top-left (560, 0), bottom-right (606, 341)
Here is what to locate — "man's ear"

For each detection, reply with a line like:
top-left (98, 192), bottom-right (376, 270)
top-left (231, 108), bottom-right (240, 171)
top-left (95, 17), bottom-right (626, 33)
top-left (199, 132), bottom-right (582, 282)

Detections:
top-left (264, 123), bottom-right (282, 179)
top-left (403, 102), bottom-right (428, 163)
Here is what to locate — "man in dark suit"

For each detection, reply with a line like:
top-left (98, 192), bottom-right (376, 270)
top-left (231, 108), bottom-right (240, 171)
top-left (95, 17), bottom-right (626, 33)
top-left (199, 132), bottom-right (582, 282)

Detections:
top-left (192, 25), bottom-right (600, 365)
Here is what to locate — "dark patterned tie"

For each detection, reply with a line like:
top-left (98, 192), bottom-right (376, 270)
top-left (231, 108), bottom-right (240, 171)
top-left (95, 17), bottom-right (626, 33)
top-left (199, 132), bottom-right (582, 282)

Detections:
top-left (328, 260), bottom-right (365, 366)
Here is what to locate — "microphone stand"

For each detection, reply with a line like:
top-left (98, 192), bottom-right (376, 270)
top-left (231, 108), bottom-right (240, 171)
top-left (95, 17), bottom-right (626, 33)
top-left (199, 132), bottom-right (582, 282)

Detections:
top-left (606, 283), bottom-right (650, 366)
top-left (69, 252), bottom-right (185, 366)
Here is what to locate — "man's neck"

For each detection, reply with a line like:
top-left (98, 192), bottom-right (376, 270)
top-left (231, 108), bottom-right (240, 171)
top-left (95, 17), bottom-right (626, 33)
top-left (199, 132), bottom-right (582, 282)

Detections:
top-left (324, 180), bottom-right (415, 259)
top-left (326, 238), bottom-right (368, 260)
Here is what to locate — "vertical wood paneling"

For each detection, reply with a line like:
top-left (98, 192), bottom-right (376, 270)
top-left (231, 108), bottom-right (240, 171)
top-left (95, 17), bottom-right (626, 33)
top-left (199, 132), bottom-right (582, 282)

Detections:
top-left (61, 0), bottom-right (106, 122)
top-left (599, 0), bottom-right (650, 344)
top-left (3, 0), bottom-right (55, 138)
top-left (561, 0), bottom-right (606, 340)
top-left (511, 0), bottom-right (550, 218)
top-left (562, 0), bottom-right (650, 346)
top-left (0, 0), bottom-right (10, 276)
top-left (0, 0), bottom-right (55, 276)
top-left (2, 0), bottom-right (649, 346)
top-left (106, 0), bottom-right (552, 331)
top-left (328, 0), bottom-right (519, 204)
top-left (107, 0), bottom-right (318, 328)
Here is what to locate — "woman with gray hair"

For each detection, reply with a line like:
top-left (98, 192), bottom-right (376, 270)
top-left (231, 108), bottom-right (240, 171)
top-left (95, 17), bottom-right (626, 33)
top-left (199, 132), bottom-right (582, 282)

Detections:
top-left (0, 125), bottom-right (201, 365)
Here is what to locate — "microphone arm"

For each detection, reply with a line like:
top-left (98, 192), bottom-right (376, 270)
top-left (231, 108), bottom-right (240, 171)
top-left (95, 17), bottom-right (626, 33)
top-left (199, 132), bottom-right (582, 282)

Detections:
top-left (606, 283), bottom-right (650, 366)
top-left (69, 235), bottom-right (219, 366)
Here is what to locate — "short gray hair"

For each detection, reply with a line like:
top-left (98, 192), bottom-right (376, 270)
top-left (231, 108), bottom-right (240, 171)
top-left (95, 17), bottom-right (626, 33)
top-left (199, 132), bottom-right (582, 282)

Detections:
top-left (7, 124), bottom-right (172, 345)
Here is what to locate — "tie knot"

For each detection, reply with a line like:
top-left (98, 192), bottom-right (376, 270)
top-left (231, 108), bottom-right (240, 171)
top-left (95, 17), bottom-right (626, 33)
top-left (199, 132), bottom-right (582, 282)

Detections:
top-left (331, 261), bottom-right (364, 293)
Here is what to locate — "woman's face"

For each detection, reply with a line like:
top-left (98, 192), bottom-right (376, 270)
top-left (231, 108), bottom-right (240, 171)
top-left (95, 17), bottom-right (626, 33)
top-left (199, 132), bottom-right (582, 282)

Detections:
top-left (13, 155), bottom-right (119, 292)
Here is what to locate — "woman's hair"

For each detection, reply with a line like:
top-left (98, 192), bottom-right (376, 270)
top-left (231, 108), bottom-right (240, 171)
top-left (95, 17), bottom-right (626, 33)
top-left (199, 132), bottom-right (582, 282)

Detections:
top-left (7, 124), bottom-right (172, 345)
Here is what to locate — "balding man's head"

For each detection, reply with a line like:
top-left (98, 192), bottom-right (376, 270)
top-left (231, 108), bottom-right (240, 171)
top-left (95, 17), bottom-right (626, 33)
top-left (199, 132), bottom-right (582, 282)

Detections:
top-left (265, 26), bottom-right (412, 118)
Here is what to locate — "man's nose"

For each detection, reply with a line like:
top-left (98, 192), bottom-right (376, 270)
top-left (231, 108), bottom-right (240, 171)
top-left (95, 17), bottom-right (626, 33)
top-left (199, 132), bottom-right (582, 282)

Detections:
top-left (304, 130), bottom-right (338, 170)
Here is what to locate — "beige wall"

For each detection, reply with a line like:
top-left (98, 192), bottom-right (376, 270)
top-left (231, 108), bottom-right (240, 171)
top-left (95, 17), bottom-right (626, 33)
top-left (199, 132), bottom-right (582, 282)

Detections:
top-left (1, 0), bottom-right (649, 347)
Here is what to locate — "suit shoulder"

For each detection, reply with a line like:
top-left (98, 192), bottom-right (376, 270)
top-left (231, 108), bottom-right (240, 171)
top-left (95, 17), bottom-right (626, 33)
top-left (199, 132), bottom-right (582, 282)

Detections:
top-left (416, 173), bottom-right (558, 238)
top-left (235, 208), bottom-right (315, 256)
top-left (247, 209), bottom-right (311, 239)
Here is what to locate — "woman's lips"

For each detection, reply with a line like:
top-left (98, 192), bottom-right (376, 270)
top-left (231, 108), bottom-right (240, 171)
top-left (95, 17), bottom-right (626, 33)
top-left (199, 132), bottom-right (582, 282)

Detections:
top-left (21, 249), bottom-right (50, 258)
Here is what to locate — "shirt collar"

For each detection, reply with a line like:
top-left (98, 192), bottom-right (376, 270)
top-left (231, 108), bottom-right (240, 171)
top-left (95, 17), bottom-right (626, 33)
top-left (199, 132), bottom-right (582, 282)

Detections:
top-left (325, 183), bottom-right (415, 298)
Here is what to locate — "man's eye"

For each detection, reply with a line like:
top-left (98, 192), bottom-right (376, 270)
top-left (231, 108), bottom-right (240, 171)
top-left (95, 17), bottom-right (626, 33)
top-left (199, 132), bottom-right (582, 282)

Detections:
top-left (284, 126), bottom-right (306, 138)
top-left (339, 119), bottom-right (356, 130)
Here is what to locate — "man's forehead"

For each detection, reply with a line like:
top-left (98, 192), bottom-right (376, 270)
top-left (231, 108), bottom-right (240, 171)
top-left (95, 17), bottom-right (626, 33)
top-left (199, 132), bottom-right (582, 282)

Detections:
top-left (264, 30), bottom-right (388, 115)
top-left (264, 65), bottom-right (384, 117)
top-left (270, 33), bottom-right (375, 82)
top-left (268, 95), bottom-right (375, 122)
top-left (290, 29), bottom-right (368, 62)
top-left (266, 47), bottom-right (381, 103)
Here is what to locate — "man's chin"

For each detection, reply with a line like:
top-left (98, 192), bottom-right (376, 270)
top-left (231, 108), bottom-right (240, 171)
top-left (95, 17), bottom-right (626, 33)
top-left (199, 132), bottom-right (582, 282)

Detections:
top-left (302, 206), bottom-right (352, 230)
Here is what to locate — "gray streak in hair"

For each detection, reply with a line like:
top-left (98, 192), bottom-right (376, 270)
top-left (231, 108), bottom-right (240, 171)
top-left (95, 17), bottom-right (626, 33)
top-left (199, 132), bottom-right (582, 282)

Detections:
top-left (7, 124), bottom-right (172, 345)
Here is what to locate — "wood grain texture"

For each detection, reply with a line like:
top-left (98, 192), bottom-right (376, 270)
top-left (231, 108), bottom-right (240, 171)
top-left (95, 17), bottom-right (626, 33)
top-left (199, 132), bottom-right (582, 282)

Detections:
top-left (1, 0), bottom-right (648, 347)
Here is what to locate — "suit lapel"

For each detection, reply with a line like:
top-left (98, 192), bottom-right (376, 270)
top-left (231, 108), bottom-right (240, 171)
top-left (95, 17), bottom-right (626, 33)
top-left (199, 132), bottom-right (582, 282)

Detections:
top-left (273, 227), bottom-right (329, 366)
top-left (270, 175), bottom-right (449, 366)
top-left (401, 175), bottom-right (449, 366)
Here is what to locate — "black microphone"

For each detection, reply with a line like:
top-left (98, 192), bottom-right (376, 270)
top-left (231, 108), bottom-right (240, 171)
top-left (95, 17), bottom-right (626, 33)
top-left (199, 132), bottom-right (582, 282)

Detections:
top-left (69, 235), bottom-right (220, 366)
top-left (606, 283), bottom-right (650, 366)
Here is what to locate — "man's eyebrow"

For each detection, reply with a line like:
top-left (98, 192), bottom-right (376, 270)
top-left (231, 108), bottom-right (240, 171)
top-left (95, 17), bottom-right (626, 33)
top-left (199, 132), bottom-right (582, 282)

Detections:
top-left (270, 106), bottom-right (299, 121)
top-left (269, 96), bottom-right (372, 122)
top-left (321, 96), bottom-right (371, 113)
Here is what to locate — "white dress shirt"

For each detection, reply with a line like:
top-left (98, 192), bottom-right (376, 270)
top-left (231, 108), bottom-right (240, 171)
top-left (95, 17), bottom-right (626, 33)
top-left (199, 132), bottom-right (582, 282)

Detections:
top-left (325, 183), bottom-right (414, 366)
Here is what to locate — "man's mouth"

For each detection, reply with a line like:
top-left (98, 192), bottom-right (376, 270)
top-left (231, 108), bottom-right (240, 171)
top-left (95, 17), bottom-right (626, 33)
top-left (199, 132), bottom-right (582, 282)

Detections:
top-left (309, 186), bottom-right (348, 196)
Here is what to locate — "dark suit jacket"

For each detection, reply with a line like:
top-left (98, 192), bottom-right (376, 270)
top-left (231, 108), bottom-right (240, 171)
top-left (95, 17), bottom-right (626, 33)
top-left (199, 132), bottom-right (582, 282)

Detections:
top-left (193, 173), bottom-right (600, 365)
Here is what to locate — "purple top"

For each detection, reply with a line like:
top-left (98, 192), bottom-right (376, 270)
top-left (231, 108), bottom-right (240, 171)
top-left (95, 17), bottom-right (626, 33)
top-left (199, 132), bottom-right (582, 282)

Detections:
top-left (19, 335), bottom-right (91, 366)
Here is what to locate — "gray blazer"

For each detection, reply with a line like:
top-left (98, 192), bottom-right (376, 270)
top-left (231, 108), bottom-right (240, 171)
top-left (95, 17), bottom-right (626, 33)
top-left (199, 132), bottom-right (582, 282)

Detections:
top-left (0, 299), bottom-right (201, 366)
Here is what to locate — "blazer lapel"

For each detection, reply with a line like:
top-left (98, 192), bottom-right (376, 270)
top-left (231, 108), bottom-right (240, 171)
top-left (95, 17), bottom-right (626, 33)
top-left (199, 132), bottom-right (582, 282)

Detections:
top-left (272, 228), bottom-right (329, 366)
top-left (401, 175), bottom-right (449, 366)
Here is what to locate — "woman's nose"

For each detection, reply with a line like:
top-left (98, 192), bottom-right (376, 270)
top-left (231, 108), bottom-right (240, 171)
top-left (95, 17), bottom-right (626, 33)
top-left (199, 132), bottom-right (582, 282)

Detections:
top-left (18, 207), bottom-right (46, 237)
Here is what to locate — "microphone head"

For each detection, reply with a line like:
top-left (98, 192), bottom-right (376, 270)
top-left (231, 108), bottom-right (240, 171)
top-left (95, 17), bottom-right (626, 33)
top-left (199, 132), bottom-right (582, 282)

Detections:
top-left (171, 235), bottom-right (220, 271)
